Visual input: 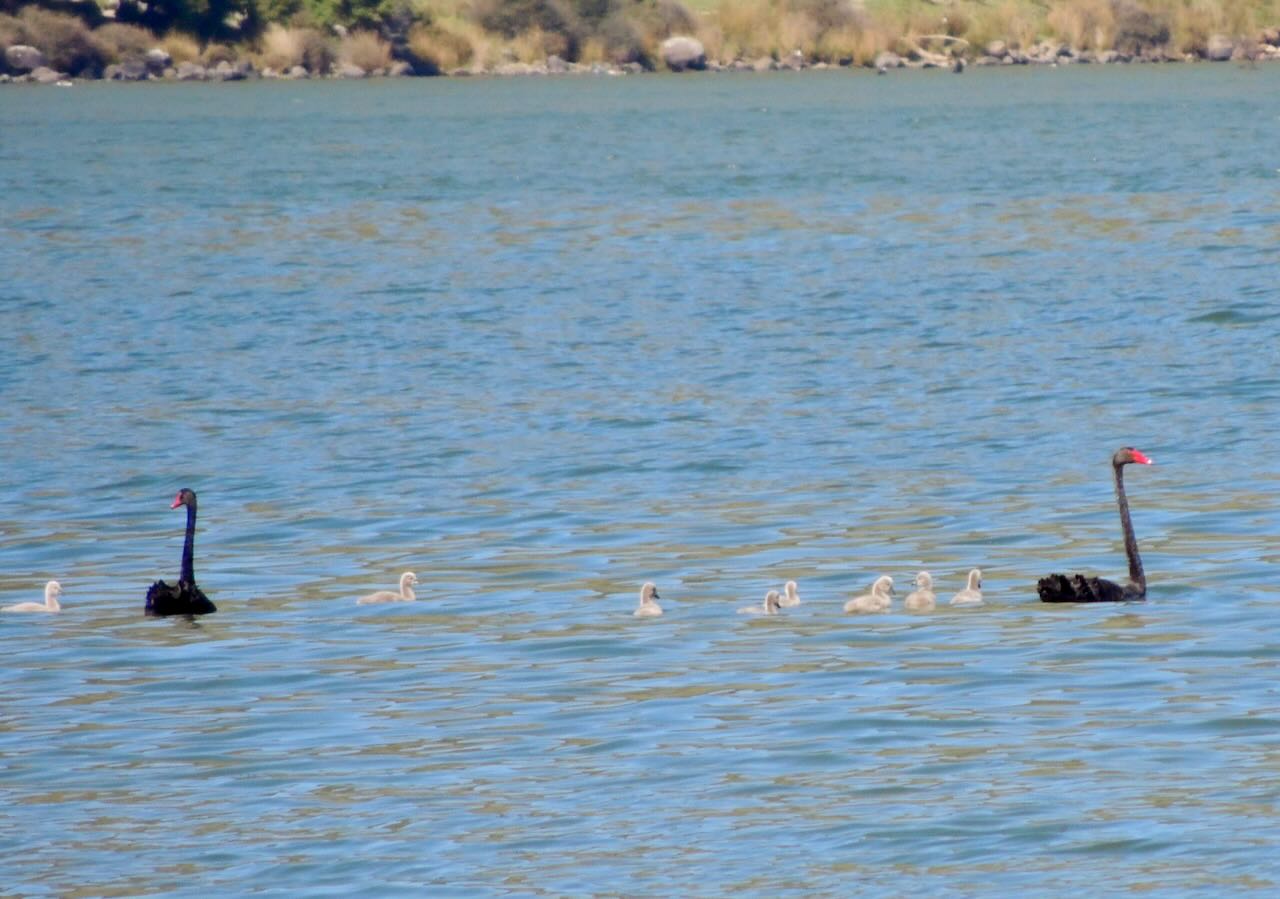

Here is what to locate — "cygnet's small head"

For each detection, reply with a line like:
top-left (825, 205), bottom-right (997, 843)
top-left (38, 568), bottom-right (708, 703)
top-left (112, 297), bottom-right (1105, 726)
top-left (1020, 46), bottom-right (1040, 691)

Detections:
top-left (875, 575), bottom-right (894, 595)
top-left (401, 572), bottom-right (419, 588)
top-left (640, 582), bottom-right (660, 603)
top-left (765, 590), bottom-right (782, 612)
top-left (913, 571), bottom-right (932, 590)
top-left (46, 580), bottom-right (62, 599)
top-left (1113, 446), bottom-right (1154, 468)
top-left (967, 569), bottom-right (982, 590)
top-left (171, 487), bottom-right (197, 510)
top-left (784, 580), bottom-right (798, 597)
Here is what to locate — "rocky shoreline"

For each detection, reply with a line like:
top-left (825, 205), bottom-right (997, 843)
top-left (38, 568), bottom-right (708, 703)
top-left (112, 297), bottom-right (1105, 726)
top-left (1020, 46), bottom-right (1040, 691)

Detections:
top-left (4, 30), bottom-right (1278, 85)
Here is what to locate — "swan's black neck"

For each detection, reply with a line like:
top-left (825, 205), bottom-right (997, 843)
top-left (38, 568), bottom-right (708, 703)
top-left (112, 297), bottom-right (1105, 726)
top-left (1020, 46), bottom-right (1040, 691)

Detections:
top-left (181, 500), bottom-right (197, 584)
top-left (1113, 461), bottom-right (1144, 595)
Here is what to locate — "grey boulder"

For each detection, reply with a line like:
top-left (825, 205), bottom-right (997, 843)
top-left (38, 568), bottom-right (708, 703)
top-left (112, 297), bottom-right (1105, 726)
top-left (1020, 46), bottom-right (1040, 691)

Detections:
top-left (31, 66), bottom-right (65, 84)
top-left (105, 59), bottom-right (150, 80)
top-left (5, 44), bottom-right (46, 73)
top-left (144, 48), bottom-right (172, 73)
top-left (660, 36), bottom-right (705, 71)
top-left (874, 51), bottom-right (903, 71)
top-left (1205, 34), bottom-right (1234, 61)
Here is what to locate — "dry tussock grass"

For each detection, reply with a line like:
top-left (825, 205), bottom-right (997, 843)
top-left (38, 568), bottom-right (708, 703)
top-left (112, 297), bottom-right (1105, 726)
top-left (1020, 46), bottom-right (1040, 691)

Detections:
top-left (199, 42), bottom-right (237, 66)
top-left (1047, 0), bottom-right (1115, 50)
top-left (258, 23), bottom-right (307, 70)
top-left (508, 25), bottom-right (571, 61)
top-left (0, 14), bottom-right (21, 49)
top-left (714, 0), bottom-right (779, 58)
top-left (341, 31), bottom-right (393, 71)
top-left (257, 25), bottom-right (338, 73)
top-left (161, 32), bottom-right (201, 64)
top-left (576, 34), bottom-right (610, 63)
top-left (815, 23), bottom-right (889, 64)
top-left (965, 0), bottom-right (1046, 50)
top-left (408, 16), bottom-right (501, 71)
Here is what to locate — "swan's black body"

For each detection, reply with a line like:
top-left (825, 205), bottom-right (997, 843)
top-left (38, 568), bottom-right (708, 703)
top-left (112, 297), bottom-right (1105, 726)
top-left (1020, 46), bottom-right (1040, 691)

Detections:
top-left (1038, 447), bottom-right (1152, 604)
top-left (146, 488), bottom-right (217, 617)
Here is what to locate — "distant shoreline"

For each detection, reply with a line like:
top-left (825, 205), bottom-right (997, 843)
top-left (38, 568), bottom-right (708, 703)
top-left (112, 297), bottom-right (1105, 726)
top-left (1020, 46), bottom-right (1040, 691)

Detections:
top-left (3, 44), bottom-right (1275, 86)
top-left (6, 0), bottom-right (1278, 89)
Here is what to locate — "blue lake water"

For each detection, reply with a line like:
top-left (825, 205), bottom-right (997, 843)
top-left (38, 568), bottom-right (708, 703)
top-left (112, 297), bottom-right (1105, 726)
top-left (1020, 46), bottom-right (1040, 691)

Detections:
top-left (2, 66), bottom-right (1280, 894)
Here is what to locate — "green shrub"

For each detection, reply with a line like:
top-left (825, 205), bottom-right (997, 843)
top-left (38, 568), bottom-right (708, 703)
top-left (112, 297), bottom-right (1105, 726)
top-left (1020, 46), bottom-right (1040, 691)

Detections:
top-left (598, 10), bottom-right (648, 62)
top-left (1112, 0), bottom-right (1170, 52)
top-left (301, 0), bottom-right (396, 29)
top-left (654, 0), bottom-right (698, 34)
top-left (298, 26), bottom-right (337, 70)
top-left (12, 7), bottom-right (106, 75)
top-left (93, 22), bottom-right (155, 62)
top-left (114, 0), bottom-right (260, 42)
top-left (472, 0), bottom-right (585, 58)
top-left (792, 0), bottom-right (862, 32)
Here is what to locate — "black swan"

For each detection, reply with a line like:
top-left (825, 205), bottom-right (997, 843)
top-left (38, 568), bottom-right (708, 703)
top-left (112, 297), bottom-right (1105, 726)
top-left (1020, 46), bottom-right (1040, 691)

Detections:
top-left (146, 488), bottom-right (217, 617)
top-left (1037, 447), bottom-right (1153, 603)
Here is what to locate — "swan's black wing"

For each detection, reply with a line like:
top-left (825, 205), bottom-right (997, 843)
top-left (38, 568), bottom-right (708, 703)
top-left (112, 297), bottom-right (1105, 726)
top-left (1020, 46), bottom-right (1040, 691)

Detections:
top-left (146, 579), bottom-right (176, 615)
top-left (182, 582), bottom-right (217, 615)
top-left (1037, 573), bottom-right (1127, 603)
top-left (146, 580), bottom-right (216, 616)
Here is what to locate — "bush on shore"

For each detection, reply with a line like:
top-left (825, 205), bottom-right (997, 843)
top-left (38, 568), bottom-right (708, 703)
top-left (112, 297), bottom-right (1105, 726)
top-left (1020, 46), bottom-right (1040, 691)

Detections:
top-left (1, 6), bottom-right (106, 74)
top-left (93, 20), bottom-right (153, 60)
top-left (340, 27), bottom-right (392, 69)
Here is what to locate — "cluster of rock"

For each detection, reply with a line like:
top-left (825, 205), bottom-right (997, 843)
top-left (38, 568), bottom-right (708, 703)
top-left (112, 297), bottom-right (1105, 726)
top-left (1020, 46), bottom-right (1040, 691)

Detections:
top-left (453, 55), bottom-right (647, 77)
top-left (3, 43), bottom-right (63, 83)
top-left (6, 29), bottom-right (1280, 85)
top-left (0, 42), bottom-right (418, 84)
top-left (958, 34), bottom-right (1276, 67)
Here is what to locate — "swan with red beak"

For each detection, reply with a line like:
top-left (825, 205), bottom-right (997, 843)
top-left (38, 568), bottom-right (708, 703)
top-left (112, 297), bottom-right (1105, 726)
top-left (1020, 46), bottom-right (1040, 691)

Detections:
top-left (1037, 447), bottom-right (1153, 603)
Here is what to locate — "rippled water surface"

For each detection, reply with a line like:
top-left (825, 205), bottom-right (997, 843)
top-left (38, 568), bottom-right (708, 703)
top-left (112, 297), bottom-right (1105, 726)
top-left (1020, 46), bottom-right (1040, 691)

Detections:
top-left (3, 67), bottom-right (1280, 894)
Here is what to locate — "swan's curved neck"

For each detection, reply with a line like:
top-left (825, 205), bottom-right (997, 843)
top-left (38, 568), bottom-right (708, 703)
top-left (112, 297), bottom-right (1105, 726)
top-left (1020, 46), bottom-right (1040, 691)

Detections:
top-left (181, 501), bottom-right (197, 584)
top-left (401, 583), bottom-right (415, 601)
top-left (1113, 462), bottom-right (1144, 594)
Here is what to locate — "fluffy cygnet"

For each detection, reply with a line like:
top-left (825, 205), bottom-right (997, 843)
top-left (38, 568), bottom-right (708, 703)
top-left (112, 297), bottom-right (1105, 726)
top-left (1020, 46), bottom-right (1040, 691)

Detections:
top-left (738, 589), bottom-right (783, 616)
top-left (634, 582), bottom-right (663, 618)
top-left (2, 580), bottom-right (62, 613)
top-left (357, 571), bottom-right (418, 605)
top-left (777, 580), bottom-right (801, 608)
top-left (950, 569), bottom-right (984, 606)
top-left (903, 571), bottom-right (936, 612)
top-left (844, 575), bottom-right (893, 614)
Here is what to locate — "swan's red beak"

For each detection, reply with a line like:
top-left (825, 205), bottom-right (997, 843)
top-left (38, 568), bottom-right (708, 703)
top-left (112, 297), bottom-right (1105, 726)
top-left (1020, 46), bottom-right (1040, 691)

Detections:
top-left (170, 493), bottom-right (183, 508)
top-left (1131, 450), bottom-right (1153, 465)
